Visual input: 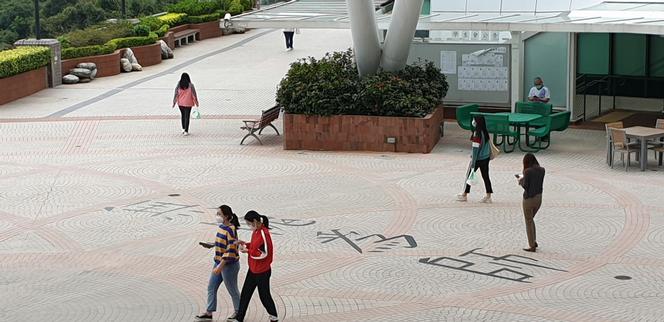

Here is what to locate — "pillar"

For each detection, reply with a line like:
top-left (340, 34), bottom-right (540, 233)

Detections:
top-left (510, 31), bottom-right (523, 112)
top-left (346, 0), bottom-right (381, 76)
top-left (380, 0), bottom-right (423, 72)
top-left (14, 38), bottom-right (62, 87)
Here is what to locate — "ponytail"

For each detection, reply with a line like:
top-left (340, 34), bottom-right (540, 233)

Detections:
top-left (230, 213), bottom-right (240, 228)
top-left (260, 215), bottom-right (270, 229)
top-left (244, 210), bottom-right (270, 230)
top-left (219, 205), bottom-right (240, 227)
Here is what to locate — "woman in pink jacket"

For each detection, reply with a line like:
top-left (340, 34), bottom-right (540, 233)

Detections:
top-left (172, 73), bottom-right (199, 136)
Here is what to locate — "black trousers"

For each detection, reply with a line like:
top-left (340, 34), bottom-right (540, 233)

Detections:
top-left (235, 270), bottom-right (278, 321)
top-left (465, 158), bottom-right (493, 194)
top-left (283, 31), bottom-right (294, 48)
top-left (179, 106), bottom-right (191, 132)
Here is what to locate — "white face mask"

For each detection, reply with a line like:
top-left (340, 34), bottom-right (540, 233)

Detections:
top-left (216, 215), bottom-right (224, 224)
top-left (246, 221), bottom-right (256, 230)
top-left (471, 119), bottom-right (477, 127)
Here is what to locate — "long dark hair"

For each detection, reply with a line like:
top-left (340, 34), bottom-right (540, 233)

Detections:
top-left (472, 115), bottom-right (490, 142)
top-left (523, 153), bottom-right (540, 171)
top-left (219, 205), bottom-right (240, 228)
top-left (244, 210), bottom-right (270, 229)
top-left (178, 72), bottom-right (191, 90)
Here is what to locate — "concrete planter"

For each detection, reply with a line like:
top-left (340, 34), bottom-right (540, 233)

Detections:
top-left (190, 21), bottom-right (223, 40)
top-left (283, 106), bottom-right (444, 153)
top-left (0, 67), bottom-right (48, 105)
top-left (61, 51), bottom-right (122, 78)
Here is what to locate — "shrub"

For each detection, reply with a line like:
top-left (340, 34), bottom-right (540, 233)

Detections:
top-left (41, 1), bottom-right (107, 37)
top-left (133, 24), bottom-right (151, 37)
top-left (167, 0), bottom-right (220, 16)
top-left (276, 49), bottom-right (448, 118)
top-left (156, 24), bottom-right (170, 37)
top-left (157, 13), bottom-right (188, 27)
top-left (60, 21), bottom-right (135, 48)
top-left (106, 32), bottom-right (159, 49)
top-left (61, 43), bottom-right (117, 60)
top-left (139, 16), bottom-right (166, 31)
top-left (228, 0), bottom-right (244, 15)
top-left (0, 46), bottom-right (51, 79)
top-left (187, 13), bottom-right (221, 24)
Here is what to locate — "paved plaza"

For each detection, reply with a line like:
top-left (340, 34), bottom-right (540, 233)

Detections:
top-left (1, 29), bottom-right (664, 322)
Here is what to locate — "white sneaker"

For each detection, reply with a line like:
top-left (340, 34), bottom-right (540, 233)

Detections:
top-left (181, 130), bottom-right (186, 135)
top-left (456, 193), bottom-right (467, 202)
top-left (183, 132), bottom-right (190, 136)
top-left (480, 195), bottom-right (492, 203)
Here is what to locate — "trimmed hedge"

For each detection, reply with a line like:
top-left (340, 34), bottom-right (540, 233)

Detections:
top-left (187, 13), bottom-right (221, 24)
top-left (168, 0), bottom-right (220, 16)
top-left (0, 46), bottom-right (51, 79)
top-left (158, 13), bottom-right (188, 27)
top-left (106, 33), bottom-right (159, 49)
top-left (62, 43), bottom-right (117, 60)
top-left (156, 24), bottom-right (170, 38)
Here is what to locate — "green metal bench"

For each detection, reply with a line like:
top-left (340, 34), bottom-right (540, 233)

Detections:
top-left (517, 101), bottom-right (552, 128)
top-left (526, 111), bottom-right (571, 151)
top-left (484, 113), bottom-right (519, 153)
top-left (456, 104), bottom-right (479, 131)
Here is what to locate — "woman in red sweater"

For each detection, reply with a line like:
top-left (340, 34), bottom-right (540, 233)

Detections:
top-left (229, 210), bottom-right (278, 322)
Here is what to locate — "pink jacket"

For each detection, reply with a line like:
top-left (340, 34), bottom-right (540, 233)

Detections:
top-left (173, 83), bottom-right (199, 107)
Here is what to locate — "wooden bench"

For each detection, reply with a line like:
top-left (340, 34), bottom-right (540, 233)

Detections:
top-left (240, 106), bottom-right (281, 145)
top-left (174, 29), bottom-right (200, 47)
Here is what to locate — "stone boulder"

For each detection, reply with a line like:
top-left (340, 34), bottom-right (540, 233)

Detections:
top-left (70, 68), bottom-right (92, 79)
top-left (121, 58), bottom-right (132, 72)
top-left (159, 40), bottom-right (174, 59)
top-left (76, 62), bottom-right (97, 71)
top-left (131, 63), bottom-right (143, 71)
top-left (123, 48), bottom-right (139, 65)
top-left (62, 74), bottom-right (79, 84)
top-left (79, 78), bottom-right (92, 84)
top-left (90, 68), bottom-right (98, 80)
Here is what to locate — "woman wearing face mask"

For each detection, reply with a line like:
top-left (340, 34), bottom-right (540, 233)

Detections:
top-left (457, 115), bottom-right (494, 203)
top-left (228, 210), bottom-right (278, 322)
top-left (196, 205), bottom-right (241, 321)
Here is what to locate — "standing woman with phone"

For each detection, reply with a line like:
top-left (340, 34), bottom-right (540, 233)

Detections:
top-left (172, 72), bottom-right (199, 136)
top-left (518, 153), bottom-right (546, 252)
top-left (229, 211), bottom-right (278, 322)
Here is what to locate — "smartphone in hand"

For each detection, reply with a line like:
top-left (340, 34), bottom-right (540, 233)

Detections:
top-left (199, 242), bottom-right (214, 249)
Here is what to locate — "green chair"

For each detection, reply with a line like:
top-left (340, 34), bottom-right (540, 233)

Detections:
top-left (456, 104), bottom-right (479, 131)
top-left (517, 102), bottom-right (552, 128)
top-left (550, 111), bottom-right (571, 132)
top-left (484, 113), bottom-right (519, 153)
top-left (526, 112), bottom-right (570, 150)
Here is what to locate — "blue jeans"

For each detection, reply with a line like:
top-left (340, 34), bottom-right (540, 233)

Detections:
top-left (206, 260), bottom-right (241, 313)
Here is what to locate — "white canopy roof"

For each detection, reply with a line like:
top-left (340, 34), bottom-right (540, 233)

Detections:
top-left (232, 0), bottom-right (664, 35)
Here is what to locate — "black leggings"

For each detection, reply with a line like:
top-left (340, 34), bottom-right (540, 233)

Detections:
top-left (465, 158), bottom-right (493, 194)
top-left (236, 270), bottom-right (278, 321)
top-left (179, 106), bottom-right (191, 132)
top-left (283, 31), bottom-right (294, 48)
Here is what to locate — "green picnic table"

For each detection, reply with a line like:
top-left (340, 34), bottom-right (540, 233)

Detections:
top-left (471, 112), bottom-right (543, 152)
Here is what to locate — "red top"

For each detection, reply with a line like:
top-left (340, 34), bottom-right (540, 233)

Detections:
top-left (246, 226), bottom-right (273, 274)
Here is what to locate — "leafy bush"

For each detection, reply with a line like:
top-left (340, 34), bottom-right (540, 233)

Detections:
top-left (187, 13), bottom-right (221, 24)
top-left (60, 21), bottom-right (134, 48)
top-left (139, 15), bottom-right (166, 31)
top-left (156, 24), bottom-right (170, 37)
top-left (106, 32), bottom-right (159, 49)
top-left (0, 46), bottom-right (51, 78)
top-left (167, 0), bottom-right (220, 16)
top-left (61, 43), bottom-right (117, 60)
top-left (41, 1), bottom-right (107, 37)
top-left (133, 24), bottom-right (151, 37)
top-left (227, 0), bottom-right (244, 15)
top-left (157, 13), bottom-right (188, 27)
top-left (276, 49), bottom-right (448, 118)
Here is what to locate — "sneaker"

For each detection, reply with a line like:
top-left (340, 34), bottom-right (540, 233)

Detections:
top-left (480, 195), bottom-right (492, 203)
top-left (269, 316), bottom-right (279, 322)
top-left (456, 193), bottom-right (467, 202)
top-left (181, 130), bottom-right (186, 135)
top-left (195, 313), bottom-right (213, 320)
top-left (226, 318), bottom-right (240, 322)
top-left (226, 313), bottom-right (238, 322)
top-left (183, 132), bottom-right (190, 136)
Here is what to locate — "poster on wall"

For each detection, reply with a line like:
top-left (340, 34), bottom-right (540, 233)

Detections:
top-left (440, 51), bottom-right (457, 75)
top-left (458, 47), bottom-right (509, 92)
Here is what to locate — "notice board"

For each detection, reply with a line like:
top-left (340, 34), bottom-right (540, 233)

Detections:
top-left (407, 42), bottom-right (511, 105)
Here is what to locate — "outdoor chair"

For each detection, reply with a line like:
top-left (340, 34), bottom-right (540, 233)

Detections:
top-left (456, 104), bottom-right (479, 131)
top-left (605, 121), bottom-right (639, 166)
top-left (610, 128), bottom-right (640, 171)
top-left (648, 119), bottom-right (664, 166)
top-left (484, 113), bottom-right (518, 153)
top-left (525, 112), bottom-right (569, 151)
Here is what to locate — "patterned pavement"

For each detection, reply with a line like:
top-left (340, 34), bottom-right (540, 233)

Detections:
top-left (1, 29), bottom-right (664, 322)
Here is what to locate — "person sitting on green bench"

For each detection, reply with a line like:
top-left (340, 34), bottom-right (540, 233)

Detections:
top-left (528, 77), bottom-right (550, 103)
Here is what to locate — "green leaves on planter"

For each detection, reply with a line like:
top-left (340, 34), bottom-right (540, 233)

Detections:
top-left (276, 49), bottom-right (449, 118)
top-left (187, 13), bottom-right (222, 24)
top-left (157, 13), bottom-right (188, 27)
top-left (167, 0), bottom-right (220, 16)
top-left (0, 46), bottom-right (51, 79)
top-left (62, 43), bottom-right (117, 60)
top-left (106, 33), bottom-right (159, 49)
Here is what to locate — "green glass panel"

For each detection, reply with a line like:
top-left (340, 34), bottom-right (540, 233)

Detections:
top-left (422, 0), bottom-right (431, 14)
top-left (577, 33), bottom-right (609, 75)
top-left (524, 32), bottom-right (568, 107)
top-left (613, 34), bottom-right (646, 76)
top-left (649, 36), bottom-right (664, 77)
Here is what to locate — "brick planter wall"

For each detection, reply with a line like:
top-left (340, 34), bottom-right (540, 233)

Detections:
top-left (191, 21), bottom-right (223, 40)
top-left (124, 42), bottom-right (162, 67)
top-left (283, 106), bottom-right (445, 153)
top-left (61, 51), bottom-right (121, 78)
top-left (0, 67), bottom-right (47, 105)
top-left (162, 32), bottom-right (175, 50)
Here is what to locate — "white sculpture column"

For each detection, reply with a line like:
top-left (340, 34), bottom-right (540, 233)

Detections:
top-left (510, 31), bottom-right (523, 112)
top-left (380, 0), bottom-right (423, 72)
top-left (346, 0), bottom-right (381, 76)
